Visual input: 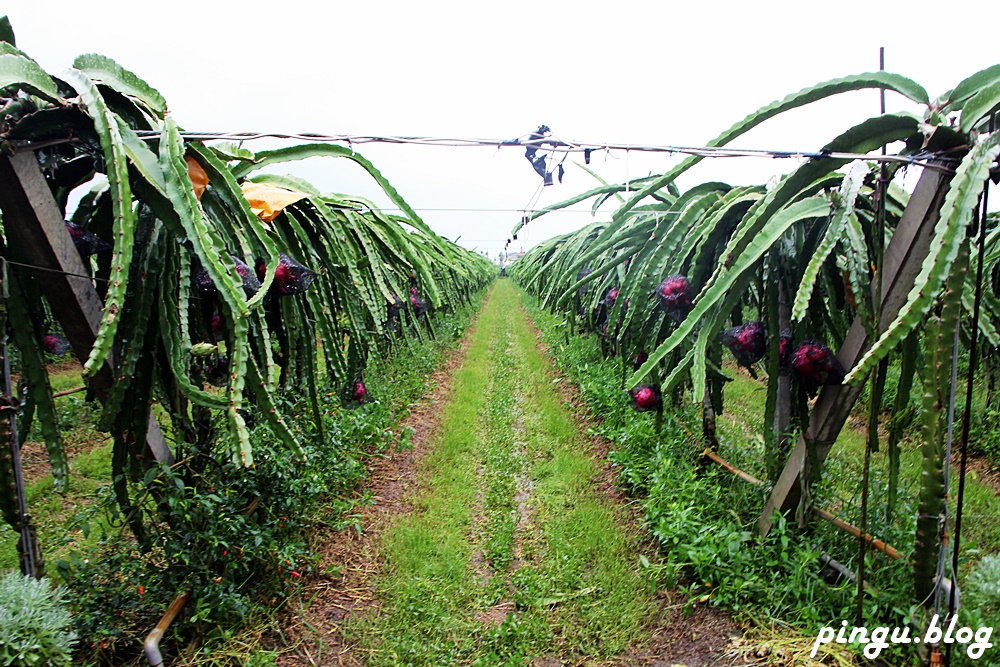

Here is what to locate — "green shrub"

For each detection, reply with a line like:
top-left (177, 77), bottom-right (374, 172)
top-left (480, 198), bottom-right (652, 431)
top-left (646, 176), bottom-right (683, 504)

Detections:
top-left (0, 570), bottom-right (77, 667)
top-left (965, 553), bottom-right (1000, 624)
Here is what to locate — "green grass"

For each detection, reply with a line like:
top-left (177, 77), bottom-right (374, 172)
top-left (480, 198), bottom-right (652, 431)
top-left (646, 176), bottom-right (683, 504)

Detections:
top-left (0, 438), bottom-right (113, 571)
top-left (348, 286), bottom-right (493, 664)
top-left (351, 280), bottom-right (664, 665)
top-left (716, 367), bottom-right (1000, 564)
top-left (46, 362), bottom-right (84, 393)
top-left (1, 360), bottom-right (110, 573)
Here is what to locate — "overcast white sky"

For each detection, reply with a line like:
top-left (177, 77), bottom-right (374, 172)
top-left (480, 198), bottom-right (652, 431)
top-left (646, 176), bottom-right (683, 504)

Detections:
top-left (7, 1), bottom-right (998, 260)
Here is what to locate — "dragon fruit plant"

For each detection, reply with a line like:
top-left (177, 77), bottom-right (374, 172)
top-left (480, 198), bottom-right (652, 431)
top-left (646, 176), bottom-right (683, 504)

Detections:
top-left (656, 275), bottom-right (692, 322)
top-left (720, 321), bottom-right (767, 367)
top-left (0, 22), bottom-right (497, 565)
top-left (507, 59), bottom-right (1000, 615)
top-left (629, 384), bottom-right (662, 413)
top-left (789, 340), bottom-right (845, 393)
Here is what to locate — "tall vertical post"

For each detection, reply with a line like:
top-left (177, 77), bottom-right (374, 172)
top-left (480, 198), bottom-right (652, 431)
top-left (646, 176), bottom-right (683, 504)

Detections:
top-left (758, 163), bottom-right (954, 537)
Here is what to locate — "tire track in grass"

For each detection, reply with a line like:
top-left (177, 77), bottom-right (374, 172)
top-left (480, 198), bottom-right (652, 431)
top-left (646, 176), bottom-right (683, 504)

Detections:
top-left (350, 280), bottom-right (667, 665)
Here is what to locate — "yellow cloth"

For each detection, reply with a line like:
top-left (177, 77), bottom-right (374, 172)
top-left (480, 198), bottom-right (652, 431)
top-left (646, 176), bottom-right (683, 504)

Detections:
top-left (240, 182), bottom-right (308, 222)
top-left (186, 156), bottom-right (209, 201)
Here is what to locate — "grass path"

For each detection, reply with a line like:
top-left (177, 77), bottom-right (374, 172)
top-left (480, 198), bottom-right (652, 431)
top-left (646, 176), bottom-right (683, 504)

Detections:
top-left (347, 280), bottom-right (666, 666)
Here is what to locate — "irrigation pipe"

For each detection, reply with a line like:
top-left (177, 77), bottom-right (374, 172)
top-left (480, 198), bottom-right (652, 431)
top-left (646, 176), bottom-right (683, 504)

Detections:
top-left (143, 496), bottom-right (258, 665)
top-left (52, 385), bottom-right (85, 398)
top-left (817, 549), bottom-right (879, 595)
top-left (811, 509), bottom-right (959, 604)
top-left (699, 449), bottom-right (905, 561)
top-left (811, 507), bottom-right (901, 560)
top-left (700, 449), bottom-right (764, 486)
top-left (144, 591), bottom-right (190, 667)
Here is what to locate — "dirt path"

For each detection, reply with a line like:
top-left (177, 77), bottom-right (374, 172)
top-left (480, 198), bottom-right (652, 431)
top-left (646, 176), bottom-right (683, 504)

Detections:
top-left (277, 281), bottom-right (745, 666)
top-left (275, 298), bottom-right (485, 667)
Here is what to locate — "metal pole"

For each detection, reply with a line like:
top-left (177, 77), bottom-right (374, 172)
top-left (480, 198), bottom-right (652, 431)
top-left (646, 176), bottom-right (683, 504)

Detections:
top-left (857, 45), bottom-right (888, 625)
top-left (945, 112), bottom-right (994, 666)
top-left (0, 265), bottom-right (41, 578)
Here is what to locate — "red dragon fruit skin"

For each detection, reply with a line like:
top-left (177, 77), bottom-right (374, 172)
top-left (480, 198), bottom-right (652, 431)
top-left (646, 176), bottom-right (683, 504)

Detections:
top-left (233, 257), bottom-right (261, 297)
top-left (721, 320), bottom-right (767, 367)
top-left (778, 329), bottom-right (793, 371)
top-left (790, 340), bottom-right (845, 390)
top-left (408, 286), bottom-right (429, 318)
top-left (255, 253), bottom-right (318, 297)
top-left (211, 313), bottom-right (224, 342)
top-left (342, 374), bottom-right (370, 407)
top-left (388, 293), bottom-right (404, 315)
top-left (65, 222), bottom-right (111, 257)
top-left (197, 256), bottom-right (261, 299)
top-left (629, 384), bottom-right (662, 412)
top-left (352, 379), bottom-right (368, 402)
top-left (656, 275), bottom-right (692, 321)
top-left (42, 334), bottom-right (71, 356)
top-left (632, 350), bottom-right (648, 370)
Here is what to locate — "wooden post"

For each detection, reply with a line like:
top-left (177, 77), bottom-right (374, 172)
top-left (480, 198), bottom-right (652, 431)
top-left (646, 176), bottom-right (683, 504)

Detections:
top-left (0, 150), bottom-right (173, 465)
top-left (774, 279), bottom-right (792, 469)
top-left (758, 164), bottom-right (954, 537)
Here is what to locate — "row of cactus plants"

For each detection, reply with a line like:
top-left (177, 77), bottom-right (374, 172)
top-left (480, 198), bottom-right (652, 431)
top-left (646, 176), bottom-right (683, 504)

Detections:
top-left (510, 64), bottom-right (1000, 623)
top-left (0, 17), bottom-right (496, 553)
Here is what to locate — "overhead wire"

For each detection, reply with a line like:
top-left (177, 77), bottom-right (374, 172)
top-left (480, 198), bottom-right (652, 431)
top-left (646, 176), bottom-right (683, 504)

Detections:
top-left (18, 126), bottom-right (976, 259)
top-left (1, 257), bottom-right (110, 283)
top-left (109, 130), bottom-right (961, 174)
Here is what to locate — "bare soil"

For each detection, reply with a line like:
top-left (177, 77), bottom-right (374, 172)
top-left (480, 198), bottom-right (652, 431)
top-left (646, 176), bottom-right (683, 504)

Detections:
top-left (13, 358), bottom-right (99, 486)
top-left (603, 590), bottom-right (751, 666)
top-left (17, 430), bottom-right (107, 486)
